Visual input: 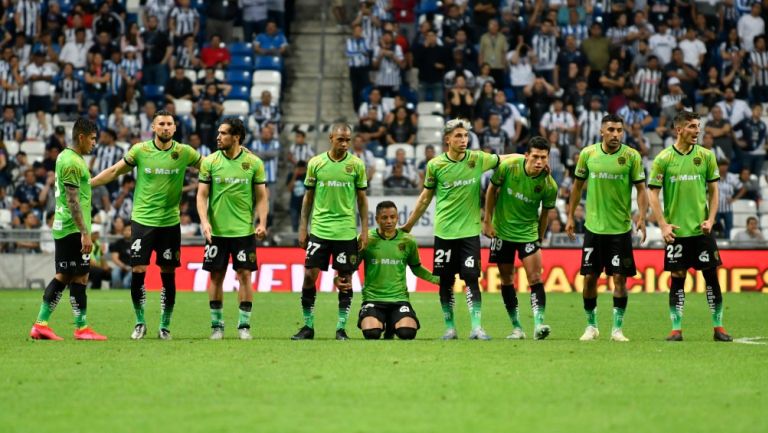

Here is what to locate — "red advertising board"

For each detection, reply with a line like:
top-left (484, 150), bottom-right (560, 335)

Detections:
top-left (143, 247), bottom-right (768, 293)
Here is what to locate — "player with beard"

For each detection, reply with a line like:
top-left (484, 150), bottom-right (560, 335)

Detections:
top-left (566, 114), bottom-right (648, 342)
top-left (92, 110), bottom-right (202, 340)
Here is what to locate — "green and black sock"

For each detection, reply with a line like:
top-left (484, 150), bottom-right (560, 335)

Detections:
top-left (159, 272), bottom-right (176, 330)
top-left (210, 300), bottom-right (223, 329)
top-left (131, 272), bottom-right (146, 325)
top-left (35, 278), bottom-right (66, 325)
top-left (69, 283), bottom-right (88, 329)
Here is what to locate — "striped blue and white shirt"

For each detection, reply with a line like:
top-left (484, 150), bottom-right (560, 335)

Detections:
top-left (346, 37), bottom-right (370, 68)
top-left (15, 0), bottom-right (40, 39)
top-left (170, 6), bottom-right (199, 37)
top-left (250, 138), bottom-right (280, 183)
top-left (561, 23), bottom-right (588, 47)
top-left (532, 33), bottom-right (558, 71)
top-left (578, 110), bottom-right (606, 148)
top-left (373, 43), bottom-right (403, 88)
top-left (616, 106), bottom-right (650, 127)
top-left (92, 144), bottom-right (124, 174)
top-left (104, 60), bottom-right (123, 95)
top-left (751, 50), bottom-right (768, 86)
top-left (120, 57), bottom-right (142, 78)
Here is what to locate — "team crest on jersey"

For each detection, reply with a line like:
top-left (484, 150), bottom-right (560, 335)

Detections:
top-left (171, 151), bottom-right (179, 160)
top-left (349, 254), bottom-right (358, 264)
top-left (345, 164), bottom-right (354, 174)
top-left (242, 162), bottom-right (251, 170)
top-left (467, 159), bottom-right (476, 169)
top-left (398, 242), bottom-right (407, 251)
top-left (693, 157), bottom-right (702, 166)
top-left (534, 185), bottom-right (543, 193)
top-left (617, 156), bottom-right (626, 165)
top-left (248, 252), bottom-right (256, 262)
top-left (655, 173), bottom-right (664, 183)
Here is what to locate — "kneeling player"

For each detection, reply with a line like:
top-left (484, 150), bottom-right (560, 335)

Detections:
top-left (484, 136), bottom-right (557, 340)
top-left (648, 111), bottom-right (732, 342)
top-left (196, 118), bottom-right (268, 340)
top-left (342, 201), bottom-right (439, 340)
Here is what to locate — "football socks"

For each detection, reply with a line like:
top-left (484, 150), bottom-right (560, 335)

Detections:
top-left (612, 296), bottom-right (628, 331)
top-left (35, 278), bottom-right (66, 325)
top-left (131, 272), bottom-right (147, 324)
top-left (530, 282), bottom-right (546, 328)
top-left (300, 286), bottom-right (316, 329)
top-left (703, 268), bottom-right (724, 327)
top-left (669, 276), bottom-right (686, 331)
top-left (584, 296), bottom-right (598, 327)
top-left (439, 275), bottom-right (456, 330)
top-left (69, 282), bottom-right (88, 329)
top-left (238, 301), bottom-right (252, 329)
top-left (159, 272), bottom-right (176, 330)
top-left (501, 284), bottom-right (522, 328)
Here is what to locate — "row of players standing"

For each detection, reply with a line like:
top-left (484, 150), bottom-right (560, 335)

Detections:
top-left (27, 110), bottom-right (732, 342)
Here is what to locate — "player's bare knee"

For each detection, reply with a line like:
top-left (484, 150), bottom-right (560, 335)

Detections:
top-left (671, 270), bottom-right (686, 279)
top-left (236, 269), bottom-right (251, 283)
top-left (72, 273), bottom-right (89, 285)
top-left (132, 265), bottom-right (147, 274)
top-left (303, 268), bottom-right (319, 286)
top-left (395, 317), bottom-right (418, 329)
top-left (613, 276), bottom-right (628, 296)
top-left (361, 317), bottom-right (383, 330)
top-left (527, 272), bottom-right (542, 285)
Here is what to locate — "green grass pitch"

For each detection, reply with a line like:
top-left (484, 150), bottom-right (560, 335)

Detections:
top-left (1, 290), bottom-right (766, 433)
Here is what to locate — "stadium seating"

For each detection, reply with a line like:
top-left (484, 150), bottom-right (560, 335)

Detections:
top-left (418, 115), bottom-right (444, 130)
top-left (252, 70), bottom-right (282, 88)
top-left (174, 99), bottom-right (194, 116)
top-left (417, 102), bottom-right (444, 115)
top-left (230, 56), bottom-right (254, 71)
top-left (197, 69), bottom-right (226, 81)
top-left (222, 100), bottom-right (250, 116)
top-left (416, 129), bottom-right (442, 145)
top-left (22, 140), bottom-right (46, 160)
top-left (225, 70), bottom-right (252, 86)
top-left (732, 200), bottom-right (758, 215)
top-left (761, 215), bottom-right (768, 229)
top-left (4, 140), bottom-right (19, 155)
top-left (386, 143), bottom-right (415, 160)
top-left (184, 69), bottom-right (198, 83)
top-left (228, 42), bottom-right (253, 57)
top-left (251, 84), bottom-right (281, 105)
top-left (0, 208), bottom-right (11, 228)
top-left (143, 85), bottom-right (166, 104)
top-left (228, 85), bottom-right (251, 101)
top-left (254, 56), bottom-right (283, 71)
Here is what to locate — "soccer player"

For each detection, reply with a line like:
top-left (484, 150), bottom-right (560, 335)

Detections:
top-left (91, 110), bottom-right (202, 340)
top-left (346, 200), bottom-right (439, 340)
top-left (566, 113), bottom-right (647, 342)
top-left (292, 123), bottom-right (368, 341)
top-left (648, 111), bottom-right (733, 342)
top-left (30, 118), bottom-right (107, 340)
top-left (196, 118), bottom-right (268, 340)
top-left (402, 118), bottom-right (518, 340)
top-left (483, 136), bottom-right (558, 340)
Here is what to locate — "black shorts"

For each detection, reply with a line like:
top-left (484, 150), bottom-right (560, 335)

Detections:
top-left (433, 236), bottom-right (481, 279)
top-left (580, 229), bottom-right (636, 276)
top-left (304, 234), bottom-right (359, 273)
top-left (54, 233), bottom-right (90, 275)
top-left (357, 301), bottom-right (420, 330)
top-left (130, 221), bottom-right (181, 267)
top-left (202, 235), bottom-right (258, 272)
top-left (664, 235), bottom-right (722, 271)
top-left (488, 237), bottom-right (541, 264)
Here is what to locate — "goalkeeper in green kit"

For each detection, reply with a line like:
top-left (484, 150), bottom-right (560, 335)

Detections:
top-left (335, 200), bottom-right (440, 340)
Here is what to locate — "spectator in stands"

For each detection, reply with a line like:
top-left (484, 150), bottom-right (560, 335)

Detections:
top-left (254, 21), bottom-right (288, 57)
top-left (25, 51), bottom-right (55, 113)
top-left (442, 4), bottom-right (471, 45)
top-left (417, 144), bottom-right (435, 185)
top-left (625, 122), bottom-right (650, 164)
top-left (205, 0), bottom-right (239, 41)
top-left (664, 48), bottom-right (698, 102)
top-left (346, 24), bottom-right (371, 112)
top-left (110, 220), bottom-right (132, 289)
top-left (120, 22), bottom-right (144, 55)
top-left (85, 103), bottom-right (107, 130)
top-left (655, 77), bottom-right (688, 138)
top-left (701, 132), bottom-right (728, 163)
top-left (386, 106), bottom-right (416, 145)
top-left (524, 77), bottom-right (556, 134)
top-left (480, 112), bottom-right (510, 154)
top-left (716, 87), bottom-right (752, 131)
top-left (113, 175), bottom-right (134, 223)
top-left (286, 159), bottom-right (307, 232)
top-left (107, 106), bottom-right (136, 142)
top-left (93, 1), bottom-right (124, 40)
top-left (581, 22), bottom-right (611, 89)
top-left (599, 58), bottom-right (626, 99)
top-left (386, 148), bottom-right (417, 183)
top-left (565, 77), bottom-right (593, 117)
top-left (286, 131), bottom-right (313, 167)
top-left (53, 63), bottom-right (83, 120)
top-left (540, 98), bottom-right (577, 152)
top-left (0, 106), bottom-right (22, 142)
top-left (733, 216), bottom-right (766, 247)
top-left (555, 35), bottom-right (588, 90)
top-left (84, 52), bottom-right (110, 113)
top-left (489, 90), bottom-right (523, 143)
top-left (350, 134), bottom-right (376, 181)
top-left (188, 132), bottom-right (211, 157)
top-left (561, 8), bottom-right (588, 47)
top-left (737, 2), bottom-right (764, 52)
top-left (356, 108), bottom-right (385, 154)
top-left (252, 90), bottom-right (281, 128)
top-left (12, 32), bottom-right (31, 68)
top-left (180, 212), bottom-right (199, 237)
top-left (195, 99), bottom-right (221, 148)
top-left (90, 129), bottom-right (123, 193)
top-left (449, 28), bottom-right (478, 73)
top-left (414, 30), bottom-right (448, 102)
top-left (89, 31), bottom-right (117, 65)
top-left (0, 142), bottom-right (11, 188)
top-left (144, 0), bottom-right (174, 32)
top-left (13, 212), bottom-right (41, 253)
top-left (698, 65), bottom-right (725, 110)
top-left (241, 0), bottom-right (269, 43)
top-left (634, 55), bottom-right (663, 116)
top-left (169, 0), bottom-right (200, 44)
top-left (648, 20), bottom-right (677, 66)
top-left (44, 2), bottom-right (66, 44)
top-left (445, 75), bottom-right (473, 120)
top-left (678, 28), bottom-right (706, 70)
top-left (199, 83), bottom-right (226, 112)
top-left (171, 33), bottom-right (200, 70)
top-left (1, 55), bottom-right (25, 118)
top-left (384, 162), bottom-right (417, 190)
top-left (750, 35), bottom-right (768, 104)
top-left (531, 19), bottom-right (558, 85)
top-left (88, 229), bottom-right (110, 289)
top-left (372, 31), bottom-right (405, 97)
top-left (142, 15), bottom-right (172, 85)
top-left (358, 88), bottom-right (390, 122)
top-left (733, 103), bottom-right (767, 175)
top-left (13, 169), bottom-right (42, 213)
top-left (251, 123), bottom-right (280, 225)
top-left (194, 67), bottom-right (232, 97)
top-left (47, 126), bottom-right (66, 151)
top-left (25, 111), bottom-right (52, 142)
top-left (165, 66), bottom-right (195, 103)
top-left (739, 168), bottom-right (761, 201)
top-left (200, 34), bottom-right (231, 69)
top-left (577, 95), bottom-right (608, 148)
top-left (617, 95), bottom-right (652, 129)
top-left (474, 81), bottom-right (496, 121)
top-left (716, 159), bottom-right (745, 239)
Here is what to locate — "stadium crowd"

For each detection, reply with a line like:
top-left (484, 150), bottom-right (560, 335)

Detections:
top-left (1, 0), bottom-right (768, 271)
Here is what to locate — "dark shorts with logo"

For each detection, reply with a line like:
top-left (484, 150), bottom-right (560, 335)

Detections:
top-left (433, 236), bottom-right (481, 279)
top-left (664, 234), bottom-right (722, 271)
top-left (488, 237), bottom-right (541, 264)
top-left (580, 229), bottom-right (637, 276)
top-left (304, 234), bottom-right (359, 273)
top-left (130, 221), bottom-right (181, 267)
top-left (54, 233), bottom-right (90, 275)
top-left (357, 301), bottom-right (420, 330)
top-left (203, 235), bottom-right (258, 272)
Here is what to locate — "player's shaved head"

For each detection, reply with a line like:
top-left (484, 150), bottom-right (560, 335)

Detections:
top-left (329, 123), bottom-right (352, 137)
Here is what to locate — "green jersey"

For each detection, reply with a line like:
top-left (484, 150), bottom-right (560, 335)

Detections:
top-left (199, 149), bottom-right (267, 237)
top-left (490, 156), bottom-right (558, 242)
top-left (52, 148), bottom-right (91, 239)
top-left (424, 150), bottom-right (500, 239)
top-left (124, 140), bottom-right (201, 227)
top-left (360, 229), bottom-right (423, 302)
top-left (304, 152), bottom-right (367, 240)
top-left (648, 145), bottom-right (719, 238)
top-left (574, 143), bottom-right (645, 235)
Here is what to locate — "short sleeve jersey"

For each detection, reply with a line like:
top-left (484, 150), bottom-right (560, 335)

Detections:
top-left (424, 150), bottom-right (500, 239)
top-left (124, 140), bottom-right (201, 227)
top-left (360, 229), bottom-right (422, 303)
top-left (304, 152), bottom-right (368, 240)
top-left (199, 149), bottom-right (266, 237)
top-left (648, 145), bottom-right (719, 238)
top-left (574, 143), bottom-right (646, 234)
top-left (52, 148), bottom-right (91, 239)
top-left (490, 156), bottom-right (558, 242)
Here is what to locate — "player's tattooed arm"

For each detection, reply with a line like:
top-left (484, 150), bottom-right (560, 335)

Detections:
top-left (402, 188), bottom-right (434, 232)
top-left (66, 185), bottom-right (92, 253)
